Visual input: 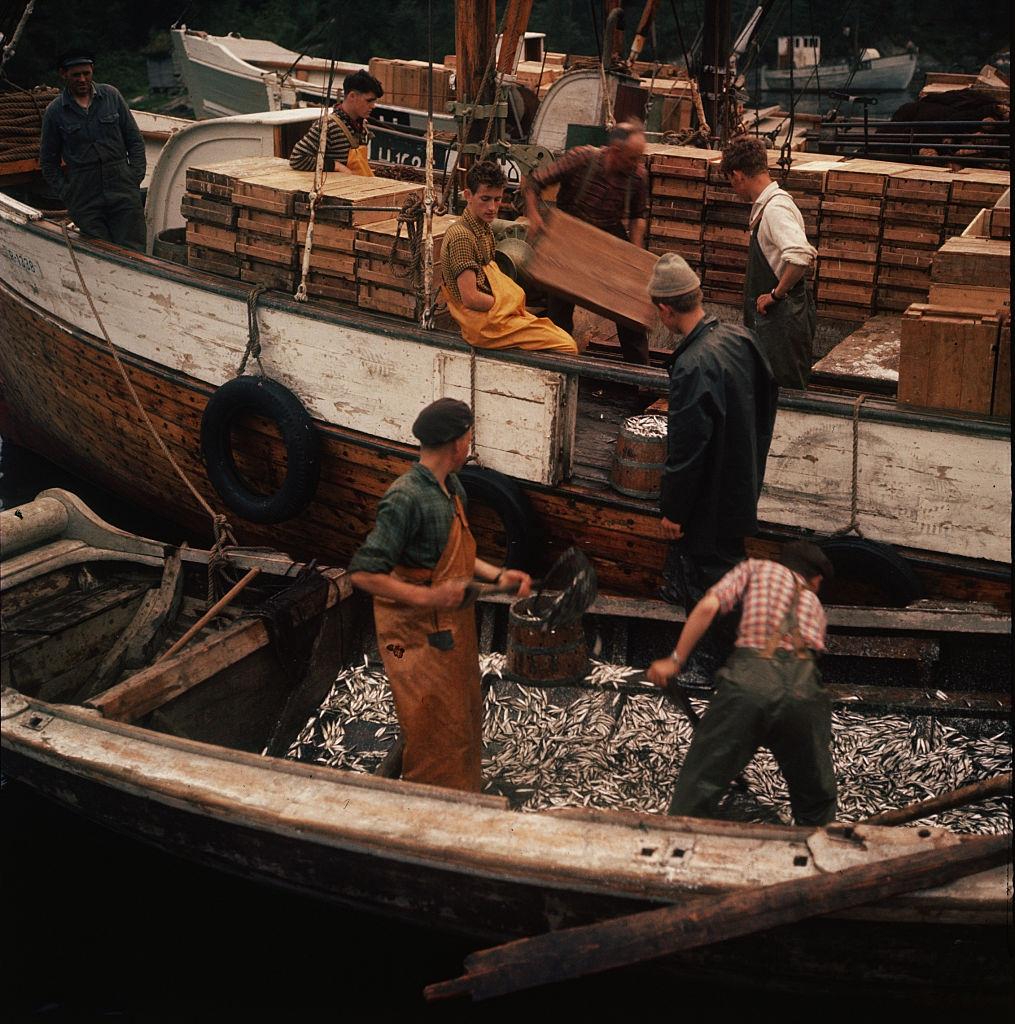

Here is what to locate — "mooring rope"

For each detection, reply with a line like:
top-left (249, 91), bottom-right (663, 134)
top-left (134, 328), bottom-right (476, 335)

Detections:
top-left (237, 285), bottom-right (269, 377)
top-left (60, 224), bottom-right (238, 602)
top-left (833, 392), bottom-right (869, 537)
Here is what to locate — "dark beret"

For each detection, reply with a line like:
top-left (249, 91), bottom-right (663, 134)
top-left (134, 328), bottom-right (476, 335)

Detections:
top-left (411, 398), bottom-right (474, 446)
top-left (58, 50), bottom-right (95, 70)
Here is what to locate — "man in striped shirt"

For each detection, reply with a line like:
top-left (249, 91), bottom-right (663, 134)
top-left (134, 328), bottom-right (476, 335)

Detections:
top-left (648, 540), bottom-right (838, 826)
top-left (288, 70), bottom-right (383, 176)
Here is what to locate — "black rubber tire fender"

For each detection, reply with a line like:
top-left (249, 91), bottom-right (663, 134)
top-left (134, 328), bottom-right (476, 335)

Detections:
top-left (458, 464), bottom-right (538, 572)
top-left (200, 375), bottom-right (320, 524)
top-left (817, 536), bottom-right (923, 608)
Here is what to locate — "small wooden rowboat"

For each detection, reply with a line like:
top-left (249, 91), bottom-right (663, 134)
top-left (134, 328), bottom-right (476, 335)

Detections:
top-left (1, 491), bottom-right (1010, 1002)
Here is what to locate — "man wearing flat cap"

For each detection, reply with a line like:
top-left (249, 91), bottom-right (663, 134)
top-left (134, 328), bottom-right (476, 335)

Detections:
top-left (649, 254), bottom-right (778, 626)
top-left (40, 49), bottom-right (147, 251)
top-left (348, 399), bottom-right (532, 792)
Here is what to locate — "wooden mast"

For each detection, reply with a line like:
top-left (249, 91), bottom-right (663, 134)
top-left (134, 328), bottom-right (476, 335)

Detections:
top-left (497, 0), bottom-right (535, 75)
top-left (700, 0), bottom-right (732, 145)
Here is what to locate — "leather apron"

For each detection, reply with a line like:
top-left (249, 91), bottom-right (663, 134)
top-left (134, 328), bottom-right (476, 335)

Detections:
top-left (743, 198), bottom-right (815, 390)
top-left (444, 260), bottom-right (577, 353)
top-left (331, 116), bottom-right (374, 177)
top-left (372, 494), bottom-right (483, 791)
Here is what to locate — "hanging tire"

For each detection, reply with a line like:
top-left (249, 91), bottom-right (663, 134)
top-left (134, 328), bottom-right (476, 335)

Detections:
top-left (817, 536), bottom-right (923, 608)
top-left (458, 465), bottom-right (538, 571)
top-left (200, 375), bottom-right (320, 524)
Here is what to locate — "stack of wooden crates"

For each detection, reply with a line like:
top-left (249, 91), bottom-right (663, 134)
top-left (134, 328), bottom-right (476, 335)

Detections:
top-left (897, 209), bottom-right (1011, 419)
top-left (180, 157), bottom-right (450, 324)
top-left (367, 58), bottom-right (453, 111)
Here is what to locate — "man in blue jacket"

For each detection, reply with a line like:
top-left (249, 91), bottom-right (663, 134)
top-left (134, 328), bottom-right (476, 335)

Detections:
top-left (40, 50), bottom-right (147, 251)
top-left (649, 254), bottom-right (778, 618)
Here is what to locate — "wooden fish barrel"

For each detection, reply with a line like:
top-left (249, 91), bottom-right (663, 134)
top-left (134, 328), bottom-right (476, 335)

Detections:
top-left (609, 418), bottom-right (666, 499)
top-left (505, 596), bottom-right (588, 686)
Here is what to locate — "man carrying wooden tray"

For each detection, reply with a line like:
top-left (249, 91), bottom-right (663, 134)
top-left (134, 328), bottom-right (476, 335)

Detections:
top-left (523, 120), bottom-right (651, 365)
top-left (722, 135), bottom-right (817, 390)
top-left (441, 161), bottom-right (578, 354)
top-left (348, 399), bottom-right (532, 792)
top-left (289, 69), bottom-right (383, 177)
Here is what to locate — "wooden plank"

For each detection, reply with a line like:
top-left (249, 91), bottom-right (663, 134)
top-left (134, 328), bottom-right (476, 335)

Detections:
top-left (186, 245), bottom-right (240, 278)
top-left (424, 835), bottom-right (1010, 1001)
top-left (992, 316), bottom-right (1011, 419)
top-left (931, 237), bottom-right (1010, 288)
top-left (927, 283), bottom-right (1009, 312)
top-left (180, 192), bottom-right (237, 228)
top-left (526, 210), bottom-right (658, 330)
top-left (184, 221), bottom-right (236, 255)
top-left (87, 616), bottom-right (270, 722)
top-left (236, 209), bottom-right (295, 242)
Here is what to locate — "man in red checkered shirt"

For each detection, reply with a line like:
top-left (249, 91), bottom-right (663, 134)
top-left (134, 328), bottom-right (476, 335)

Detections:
top-left (648, 540), bottom-right (837, 825)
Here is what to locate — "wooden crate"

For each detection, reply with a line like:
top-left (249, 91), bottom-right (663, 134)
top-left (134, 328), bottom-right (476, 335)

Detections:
top-left (650, 176), bottom-right (706, 201)
top-left (988, 187), bottom-right (1010, 240)
top-left (927, 282), bottom-right (1010, 311)
top-left (886, 168), bottom-right (954, 203)
top-left (883, 198), bottom-right (947, 228)
top-left (645, 144), bottom-right (722, 179)
top-left (880, 222), bottom-right (943, 249)
top-left (236, 208), bottom-right (295, 242)
top-left (235, 232), bottom-right (296, 268)
top-left (825, 160), bottom-right (913, 197)
top-left (239, 260), bottom-right (298, 291)
top-left (180, 192), bottom-right (237, 228)
top-left (898, 304), bottom-right (1003, 414)
top-left (305, 272), bottom-right (358, 304)
top-left (949, 169), bottom-right (1010, 207)
top-left (185, 221), bottom-right (236, 255)
top-left (186, 245), bottom-right (240, 278)
top-left (652, 218), bottom-right (704, 242)
top-left (295, 219), bottom-right (357, 254)
top-left (876, 284), bottom-right (928, 312)
top-left (931, 236), bottom-right (1011, 288)
top-left (185, 157), bottom-right (288, 202)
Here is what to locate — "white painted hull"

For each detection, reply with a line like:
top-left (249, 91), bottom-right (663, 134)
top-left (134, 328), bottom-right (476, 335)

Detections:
top-left (761, 53), bottom-right (918, 92)
top-left (0, 199), bottom-right (1008, 569)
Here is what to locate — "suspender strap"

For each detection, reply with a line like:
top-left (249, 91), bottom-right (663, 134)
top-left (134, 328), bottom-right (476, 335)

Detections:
top-left (759, 578), bottom-right (809, 659)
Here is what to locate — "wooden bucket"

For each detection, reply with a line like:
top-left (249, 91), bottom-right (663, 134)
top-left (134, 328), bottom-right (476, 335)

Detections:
top-left (609, 419), bottom-right (666, 499)
top-left (505, 596), bottom-right (588, 686)
top-left (153, 227), bottom-right (188, 266)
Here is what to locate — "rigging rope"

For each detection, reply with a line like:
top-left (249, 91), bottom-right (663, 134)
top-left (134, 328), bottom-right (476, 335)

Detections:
top-left (60, 224), bottom-right (237, 600)
top-left (832, 392), bottom-right (868, 537)
top-left (237, 285), bottom-right (269, 376)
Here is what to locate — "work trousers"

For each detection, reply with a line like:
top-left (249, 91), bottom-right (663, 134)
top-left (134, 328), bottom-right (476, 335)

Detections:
top-left (669, 648), bottom-right (837, 826)
top-left (547, 293), bottom-right (650, 365)
top-left (64, 159), bottom-right (146, 252)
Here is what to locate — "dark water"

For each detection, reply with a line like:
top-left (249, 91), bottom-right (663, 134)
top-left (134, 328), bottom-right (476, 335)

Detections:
top-left (1, 441), bottom-right (1005, 1018)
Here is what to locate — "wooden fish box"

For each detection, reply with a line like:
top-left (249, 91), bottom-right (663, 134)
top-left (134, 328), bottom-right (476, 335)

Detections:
top-left (886, 168), bottom-right (954, 203)
top-left (651, 176), bottom-right (706, 201)
top-left (883, 199), bottom-right (947, 228)
top-left (945, 203), bottom-right (985, 231)
top-left (357, 282), bottom-right (418, 319)
top-left (988, 188), bottom-right (1010, 240)
top-left (876, 284), bottom-right (928, 312)
top-left (650, 197), bottom-right (703, 223)
top-left (305, 272), bottom-right (358, 304)
top-left (818, 237), bottom-right (878, 263)
top-left (180, 192), bottom-right (237, 228)
top-left (818, 213), bottom-right (881, 240)
top-left (819, 258), bottom-right (878, 284)
top-left (821, 194), bottom-right (883, 219)
top-left (652, 218), bottom-right (703, 242)
top-left (645, 144), bottom-right (722, 179)
top-left (927, 283), bottom-right (1010, 312)
top-left (769, 153), bottom-right (843, 193)
top-left (236, 208), bottom-right (294, 242)
top-left (235, 233), bottom-right (297, 268)
top-left (931, 237), bottom-right (1011, 289)
top-left (880, 223), bottom-right (943, 249)
top-left (185, 157), bottom-right (288, 201)
top-left (185, 221), bottom-right (236, 255)
top-left (702, 223), bottom-right (748, 247)
top-left (647, 239), bottom-right (702, 266)
top-left (186, 245), bottom-right (240, 278)
top-left (239, 260), bottom-right (298, 291)
top-left (825, 160), bottom-right (913, 197)
top-left (295, 220), bottom-right (357, 255)
top-left (949, 169), bottom-right (1010, 207)
top-left (898, 304), bottom-right (1003, 414)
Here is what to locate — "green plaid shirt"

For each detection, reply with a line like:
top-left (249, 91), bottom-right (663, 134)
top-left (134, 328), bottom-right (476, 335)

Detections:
top-left (440, 208), bottom-right (496, 303)
top-left (348, 463), bottom-right (468, 574)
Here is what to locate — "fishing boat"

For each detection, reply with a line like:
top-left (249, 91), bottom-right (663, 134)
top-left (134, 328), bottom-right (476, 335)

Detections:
top-left (1, 491), bottom-right (1010, 1002)
top-left (0, 103), bottom-right (1009, 611)
top-left (760, 36), bottom-right (919, 93)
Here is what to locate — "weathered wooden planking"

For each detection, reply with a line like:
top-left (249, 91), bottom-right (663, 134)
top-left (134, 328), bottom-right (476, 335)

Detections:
top-left (826, 160), bottom-right (914, 197)
top-left (1, 220), bottom-right (575, 485)
top-left (180, 192), bottom-right (237, 228)
top-left (898, 306), bottom-right (1001, 415)
top-left (184, 221), bottom-right (236, 254)
top-left (526, 210), bottom-right (659, 330)
top-left (927, 283), bottom-right (1010, 312)
top-left (992, 316), bottom-right (1011, 419)
top-left (811, 315), bottom-right (901, 384)
top-left (186, 245), bottom-right (240, 278)
top-left (760, 406), bottom-right (1011, 563)
top-left (185, 156), bottom-right (288, 201)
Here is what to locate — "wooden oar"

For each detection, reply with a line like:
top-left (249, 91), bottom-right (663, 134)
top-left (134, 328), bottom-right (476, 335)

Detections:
top-left (424, 833), bottom-right (1008, 1002)
top-left (155, 567), bottom-right (260, 664)
top-left (864, 773), bottom-right (1011, 826)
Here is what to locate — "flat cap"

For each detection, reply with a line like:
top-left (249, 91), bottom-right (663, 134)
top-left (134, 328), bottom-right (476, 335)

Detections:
top-left (58, 50), bottom-right (95, 70)
top-left (649, 253), bottom-right (701, 299)
top-left (412, 398), bottom-right (474, 446)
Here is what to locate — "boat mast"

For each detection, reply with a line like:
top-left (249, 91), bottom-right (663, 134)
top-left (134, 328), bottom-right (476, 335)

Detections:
top-left (699, 0), bottom-right (732, 146)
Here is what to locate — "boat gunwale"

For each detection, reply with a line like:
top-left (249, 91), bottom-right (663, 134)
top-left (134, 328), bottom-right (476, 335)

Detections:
top-left (2, 688), bottom-right (1007, 924)
top-left (3, 206), bottom-right (1011, 442)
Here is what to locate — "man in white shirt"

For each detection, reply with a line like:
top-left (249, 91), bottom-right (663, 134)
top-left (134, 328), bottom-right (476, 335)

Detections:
top-left (721, 136), bottom-right (817, 390)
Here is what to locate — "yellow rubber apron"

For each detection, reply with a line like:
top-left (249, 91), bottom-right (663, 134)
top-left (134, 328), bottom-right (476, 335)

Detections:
top-left (332, 115), bottom-right (374, 177)
top-left (444, 260), bottom-right (578, 353)
top-left (372, 494), bottom-right (483, 792)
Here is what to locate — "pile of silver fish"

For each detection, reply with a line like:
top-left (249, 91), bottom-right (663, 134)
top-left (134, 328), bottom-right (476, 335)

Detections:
top-left (621, 414), bottom-right (667, 439)
top-left (285, 655), bottom-right (1011, 834)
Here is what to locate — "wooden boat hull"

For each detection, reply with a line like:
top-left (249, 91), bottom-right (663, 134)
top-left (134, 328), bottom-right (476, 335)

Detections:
top-left (2, 704), bottom-right (1009, 1002)
top-left (0, 211), bottom-right (1009, 608)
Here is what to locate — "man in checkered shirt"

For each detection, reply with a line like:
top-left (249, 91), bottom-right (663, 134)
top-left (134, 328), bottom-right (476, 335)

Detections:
top-left (648, 540), bottom-right (838, 825)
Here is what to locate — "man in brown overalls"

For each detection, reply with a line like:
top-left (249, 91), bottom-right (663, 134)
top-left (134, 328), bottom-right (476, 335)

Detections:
top-left (722, 135), bottom-right (817, 390)
top-left (348, 399), bottom-right (532, 791)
